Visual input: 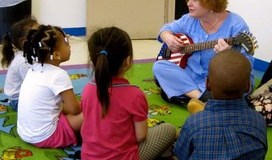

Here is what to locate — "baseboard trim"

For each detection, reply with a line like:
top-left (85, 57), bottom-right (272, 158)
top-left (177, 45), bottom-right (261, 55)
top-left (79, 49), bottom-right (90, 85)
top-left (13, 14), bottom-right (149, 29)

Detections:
top-left (63, 27), bottom-right (86, 36)
top-left (253, 58), bottom-right (270, 72)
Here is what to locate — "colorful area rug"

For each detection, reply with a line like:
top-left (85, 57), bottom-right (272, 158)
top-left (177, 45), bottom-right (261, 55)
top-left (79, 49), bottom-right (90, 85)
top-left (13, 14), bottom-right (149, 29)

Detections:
top-left (0, 62), bottom-right (271, 159)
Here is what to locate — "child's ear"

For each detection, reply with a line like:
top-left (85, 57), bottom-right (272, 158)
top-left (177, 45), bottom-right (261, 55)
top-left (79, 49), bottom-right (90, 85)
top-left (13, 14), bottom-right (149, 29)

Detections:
top-left (53, 51), bottom-right (61, 60)
top-left (125, 56), bottom-right (132, 67)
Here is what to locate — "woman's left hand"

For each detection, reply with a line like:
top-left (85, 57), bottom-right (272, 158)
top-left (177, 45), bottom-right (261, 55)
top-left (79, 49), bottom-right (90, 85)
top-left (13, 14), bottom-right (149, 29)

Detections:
top-left (214, 38), bottom-right (232, 53)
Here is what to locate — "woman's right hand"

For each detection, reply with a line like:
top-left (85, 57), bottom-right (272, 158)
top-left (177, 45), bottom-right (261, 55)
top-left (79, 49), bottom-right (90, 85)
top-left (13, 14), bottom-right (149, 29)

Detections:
top-left (160, 31), bottom-right (183, 53)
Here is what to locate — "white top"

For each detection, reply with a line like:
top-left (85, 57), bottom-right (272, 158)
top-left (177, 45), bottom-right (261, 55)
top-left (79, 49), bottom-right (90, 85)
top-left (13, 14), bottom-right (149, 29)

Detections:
top-left (17, 63), bottom-right (73, 143)
top-left (4, 51), bottom-right (29, 100)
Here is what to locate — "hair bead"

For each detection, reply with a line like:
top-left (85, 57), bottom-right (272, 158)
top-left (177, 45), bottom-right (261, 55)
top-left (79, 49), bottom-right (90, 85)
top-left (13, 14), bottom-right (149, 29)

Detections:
top-left (38, 42), bottom-right (42, 48)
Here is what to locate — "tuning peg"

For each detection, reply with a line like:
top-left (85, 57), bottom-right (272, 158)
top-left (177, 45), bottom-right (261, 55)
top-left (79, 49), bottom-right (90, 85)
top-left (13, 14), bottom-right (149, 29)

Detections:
top-left (255, 45), bottom-right (259, 49)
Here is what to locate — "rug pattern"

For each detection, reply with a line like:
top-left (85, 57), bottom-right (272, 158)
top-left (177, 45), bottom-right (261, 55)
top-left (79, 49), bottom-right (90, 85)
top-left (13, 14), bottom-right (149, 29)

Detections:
top-left (0, 63), bottom-right (271, 160)
top-left (0, 63), bottom-right (187, 160)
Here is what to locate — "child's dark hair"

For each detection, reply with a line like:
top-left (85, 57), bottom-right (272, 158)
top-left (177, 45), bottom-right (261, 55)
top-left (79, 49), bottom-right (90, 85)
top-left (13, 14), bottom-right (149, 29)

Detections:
top-left (23, 25), bottom-right (66, 66)
top-left (1, 18), bottom-right (38, 68)
top-left (88, 26), bottom-right (133, 117)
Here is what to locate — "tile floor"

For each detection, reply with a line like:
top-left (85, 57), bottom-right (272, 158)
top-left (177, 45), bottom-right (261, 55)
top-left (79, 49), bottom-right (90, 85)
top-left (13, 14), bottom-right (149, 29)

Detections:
top-left (0, 37), bottom-right (162, 70)
top-left (63, 36), bottom-right (162, 66)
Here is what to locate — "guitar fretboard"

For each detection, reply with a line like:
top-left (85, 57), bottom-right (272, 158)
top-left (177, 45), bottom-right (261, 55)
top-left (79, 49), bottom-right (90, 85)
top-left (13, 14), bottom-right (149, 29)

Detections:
top-left (181, 37), bottom-right (235, 53)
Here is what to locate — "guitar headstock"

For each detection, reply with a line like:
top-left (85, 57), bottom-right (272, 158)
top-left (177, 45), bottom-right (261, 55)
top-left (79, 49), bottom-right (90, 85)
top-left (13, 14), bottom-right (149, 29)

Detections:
top-left (234, 31), bottom-right (258, 55)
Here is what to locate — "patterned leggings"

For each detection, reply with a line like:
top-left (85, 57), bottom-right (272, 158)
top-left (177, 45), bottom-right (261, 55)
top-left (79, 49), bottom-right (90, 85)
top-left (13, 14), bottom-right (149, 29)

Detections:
top-left (139, 123), bottom-right (177, 160)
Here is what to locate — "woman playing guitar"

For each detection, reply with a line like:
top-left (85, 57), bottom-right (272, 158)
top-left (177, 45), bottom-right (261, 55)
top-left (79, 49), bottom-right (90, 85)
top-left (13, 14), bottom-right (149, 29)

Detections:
top-left (153, 0), bottom-right (255, 105)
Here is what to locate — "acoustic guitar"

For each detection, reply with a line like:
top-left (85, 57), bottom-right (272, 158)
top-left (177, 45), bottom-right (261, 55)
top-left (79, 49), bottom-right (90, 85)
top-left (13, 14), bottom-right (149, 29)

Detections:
top-left (156, 31), bottom-right (258, 68)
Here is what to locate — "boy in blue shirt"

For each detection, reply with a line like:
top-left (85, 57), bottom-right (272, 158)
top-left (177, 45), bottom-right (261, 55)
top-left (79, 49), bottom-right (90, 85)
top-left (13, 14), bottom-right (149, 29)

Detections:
top-left (174, 49), bottom-right (267, 160)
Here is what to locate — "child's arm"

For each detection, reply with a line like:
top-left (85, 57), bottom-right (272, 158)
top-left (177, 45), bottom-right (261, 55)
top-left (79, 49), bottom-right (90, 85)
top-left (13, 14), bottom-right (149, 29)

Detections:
top-left (134, 120), bottom-right (148, 142)
top-left (60, 89), bottom-right (81, 115)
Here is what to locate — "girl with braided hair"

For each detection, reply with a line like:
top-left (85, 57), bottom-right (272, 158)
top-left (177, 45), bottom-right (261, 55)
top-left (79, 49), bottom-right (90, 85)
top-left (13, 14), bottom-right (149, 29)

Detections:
top-left (1, 17), bottom-right (39, 111)
top-left (17, 25), bottom-right (83, 148)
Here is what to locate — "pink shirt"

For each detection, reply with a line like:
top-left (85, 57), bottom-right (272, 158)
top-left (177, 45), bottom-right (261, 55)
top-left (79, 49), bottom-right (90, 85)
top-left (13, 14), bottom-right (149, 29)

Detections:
top-left (81, 77), bottom-right (148, 160)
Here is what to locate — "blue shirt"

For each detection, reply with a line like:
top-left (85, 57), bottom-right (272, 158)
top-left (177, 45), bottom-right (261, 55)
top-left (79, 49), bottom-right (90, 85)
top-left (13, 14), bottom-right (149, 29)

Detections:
top-left (174, 99), bottom-right (267, 160)
top-left (154, 12), bottom-right (255, 97)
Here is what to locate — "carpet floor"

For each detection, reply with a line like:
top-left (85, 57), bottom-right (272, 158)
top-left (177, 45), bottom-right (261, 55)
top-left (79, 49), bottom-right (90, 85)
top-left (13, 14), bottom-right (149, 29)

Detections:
top-left (0, 62), bottom-right (271, 159)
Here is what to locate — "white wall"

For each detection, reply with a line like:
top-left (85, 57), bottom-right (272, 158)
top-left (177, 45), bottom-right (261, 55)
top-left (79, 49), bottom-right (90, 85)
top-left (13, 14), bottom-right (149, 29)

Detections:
top-left (32, 0), bottom-right (174, 39)
top-left (32, 0), bottom-right (86, 28)
top-left (228, 0), bottom-right (272, 62)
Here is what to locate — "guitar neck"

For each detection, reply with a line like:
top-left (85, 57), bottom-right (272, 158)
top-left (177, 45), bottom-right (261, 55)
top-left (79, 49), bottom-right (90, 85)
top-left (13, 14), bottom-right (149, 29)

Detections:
top-left (181, 37), bottom-right (235, 53)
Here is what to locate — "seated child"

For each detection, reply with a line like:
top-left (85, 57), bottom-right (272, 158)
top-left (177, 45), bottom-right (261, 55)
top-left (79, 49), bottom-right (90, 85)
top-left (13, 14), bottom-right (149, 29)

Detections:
top-left (17, 25), bottom-right (83, 148)
top-left (174, 49), bottom-right (268, 159)
top-left (1, 17), bottom-right (39, 111)
top-left (81, 26), bottom-right (177, 160)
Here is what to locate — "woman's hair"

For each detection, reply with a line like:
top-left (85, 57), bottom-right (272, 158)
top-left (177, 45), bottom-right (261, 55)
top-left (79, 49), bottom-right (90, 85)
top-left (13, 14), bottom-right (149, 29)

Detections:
top-left (23, 25), bottom-right (66, 66)
top-left (87, 26), bottom-right (133, 117)
top-left (1, 18), bottom-right (38, 68)
top-left (199, 0), bottom-right (228, 13)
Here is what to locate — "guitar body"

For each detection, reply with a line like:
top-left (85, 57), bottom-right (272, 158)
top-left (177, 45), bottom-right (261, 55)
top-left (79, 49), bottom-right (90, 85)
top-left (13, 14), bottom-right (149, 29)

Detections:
top-left (156, 34), bottom-right (193, 68)
top-left (156, 31), bottom-right (257, 68)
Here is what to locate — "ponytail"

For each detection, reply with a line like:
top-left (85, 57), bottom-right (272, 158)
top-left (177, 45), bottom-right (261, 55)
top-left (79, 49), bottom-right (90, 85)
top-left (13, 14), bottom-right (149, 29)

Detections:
top-left (88, 27), bottom-right (133, 118)
top-left (1, 32), bottom-right (15, 68)
top-left (1, 17), bottom-right (38, 68)
top-left (95, 51), bottom-right (111, 118)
